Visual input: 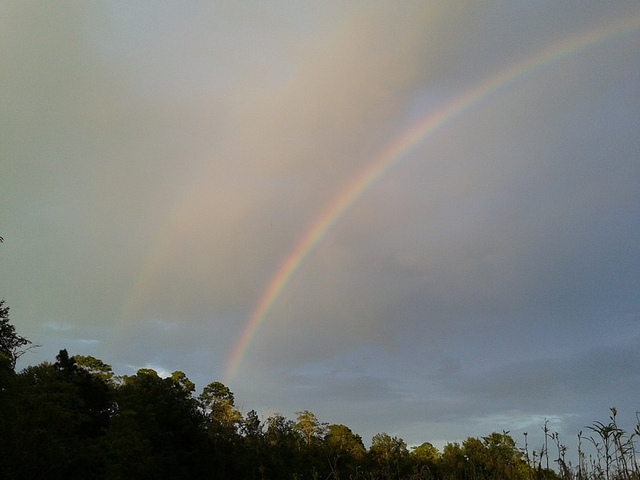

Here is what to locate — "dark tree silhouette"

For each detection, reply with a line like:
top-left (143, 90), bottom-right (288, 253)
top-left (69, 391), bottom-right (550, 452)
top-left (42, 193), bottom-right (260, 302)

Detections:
top-left (0, 299), bottom-right (32, 370)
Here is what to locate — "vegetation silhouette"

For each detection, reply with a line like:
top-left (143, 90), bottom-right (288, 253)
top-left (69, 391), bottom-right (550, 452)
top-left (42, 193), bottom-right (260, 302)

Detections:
top-left (0, 300), bottom-right (638, 479)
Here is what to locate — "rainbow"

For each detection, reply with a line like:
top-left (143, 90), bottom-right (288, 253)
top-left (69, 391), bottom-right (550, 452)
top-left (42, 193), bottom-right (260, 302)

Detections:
top-left (222, 17), bottom-right (640, 382)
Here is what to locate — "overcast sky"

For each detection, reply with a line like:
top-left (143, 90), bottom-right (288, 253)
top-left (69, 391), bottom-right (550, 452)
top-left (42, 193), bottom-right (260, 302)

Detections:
top-left (2, 1), bottom-right (640, 454)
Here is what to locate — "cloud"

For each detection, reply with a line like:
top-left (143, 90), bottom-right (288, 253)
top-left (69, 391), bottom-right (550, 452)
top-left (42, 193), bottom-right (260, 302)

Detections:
top-left (3, 1), bottom-right (640, 457)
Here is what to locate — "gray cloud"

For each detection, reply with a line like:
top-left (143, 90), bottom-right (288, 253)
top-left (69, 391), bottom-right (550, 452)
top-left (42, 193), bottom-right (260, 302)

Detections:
top-left (3, 0), bottom-right (640, 455)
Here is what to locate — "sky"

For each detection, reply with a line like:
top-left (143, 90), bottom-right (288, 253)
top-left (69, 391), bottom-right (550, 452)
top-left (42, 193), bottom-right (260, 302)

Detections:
top-left (2, 0), bottom-right (640, 454)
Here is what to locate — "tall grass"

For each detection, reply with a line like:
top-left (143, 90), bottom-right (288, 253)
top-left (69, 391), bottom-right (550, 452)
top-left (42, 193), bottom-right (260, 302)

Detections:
top-left (546, 409), bottom-right (640, 480)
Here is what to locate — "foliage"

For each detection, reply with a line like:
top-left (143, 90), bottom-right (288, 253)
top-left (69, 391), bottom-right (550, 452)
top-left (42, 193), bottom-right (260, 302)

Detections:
top-left (75, 354), bottom-right (117, 385)
top-left (412, 441), bottom-right (440, 479)
top-left (0, 302), bottom-right (639, 479)
top-left (1, 351), bottom-right (113, 478)
top-left (295, 410), bottom-right (327, 448)
top-left (326, 423), bottom-right (367, 479)
top-left (105, 368), bottom-right (210, 479)
top-left (0, 299), bottom-right (32, 371)
top-left (370, 432), bottom-right (411, 479)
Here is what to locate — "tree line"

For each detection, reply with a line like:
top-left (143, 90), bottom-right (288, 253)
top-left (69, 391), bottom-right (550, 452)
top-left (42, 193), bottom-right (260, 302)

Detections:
top-left (1, 299), bottom-right (638, 480)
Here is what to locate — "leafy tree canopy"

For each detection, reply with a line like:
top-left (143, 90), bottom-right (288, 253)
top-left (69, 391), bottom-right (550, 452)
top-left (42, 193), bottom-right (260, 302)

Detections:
top-left (0, 299), bottom-right (32, 370)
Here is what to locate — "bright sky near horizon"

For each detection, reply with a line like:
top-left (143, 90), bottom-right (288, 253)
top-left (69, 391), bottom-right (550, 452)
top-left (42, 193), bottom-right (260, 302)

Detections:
top-left (2, 1), bottom-right (640, 451)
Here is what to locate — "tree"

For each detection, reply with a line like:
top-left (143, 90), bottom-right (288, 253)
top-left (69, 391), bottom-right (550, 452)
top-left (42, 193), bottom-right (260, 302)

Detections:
top-left (171, 370), bottom-right (196, 394)
top-left (197, 381), bottom-right (244, 478)
top-left (440, 441), bottom-right (467, 480)
top-left (412, 441), bottom-right (439, 463)
top-left (370, 432), bottom-right (410, 479)
top-left (242, 409), bottom-right (263, 438)
top-left (74, 354), bottom-right (117, 385)
top-left (411, 442), bottom-right (440, 478)
top-left (263, 413), bottom-right (302, 478)
top-left (325, 424), bottom-right (366, 479)
top-left (1, 352), bottom-right (113, 478)
top-left (106, 368), bottom-right (209, 479)
top-left (199, 381), bottom-right (241, 427)
top-left (480, 431), bottom-right (525, 480)
top-left (295, 410), bottom-right (327, 448)
top-left (440, 433), bottom-right (534, 480)
top-left (463, 436), bottom-right (490, 479)
top-left (0, 299), bottom-right (32, 371)
top-left (239, 409), bottom-right (267, 480)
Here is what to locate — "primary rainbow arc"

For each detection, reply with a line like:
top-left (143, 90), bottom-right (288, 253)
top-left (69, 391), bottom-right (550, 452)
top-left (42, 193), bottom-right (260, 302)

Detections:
top-left (222, 17), bottom-right (640, 382)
